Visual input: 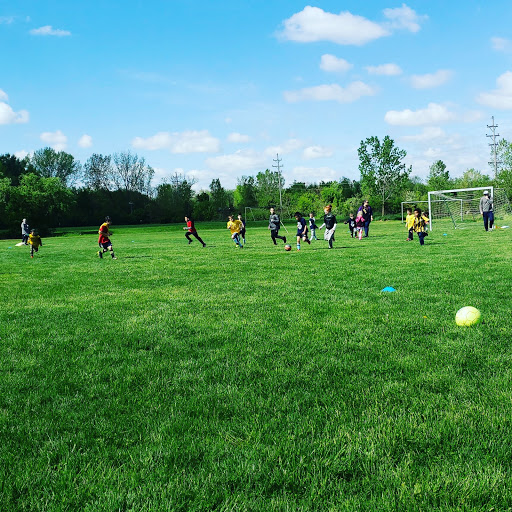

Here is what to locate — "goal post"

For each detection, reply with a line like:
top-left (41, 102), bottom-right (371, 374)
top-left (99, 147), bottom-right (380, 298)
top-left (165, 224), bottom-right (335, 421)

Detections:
top-left (426, 186), bottom-right (512, 231)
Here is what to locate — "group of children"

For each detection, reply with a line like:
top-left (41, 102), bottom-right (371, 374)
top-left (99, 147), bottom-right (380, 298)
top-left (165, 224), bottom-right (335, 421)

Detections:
top-left (23, 205), bottom-right (429, 262)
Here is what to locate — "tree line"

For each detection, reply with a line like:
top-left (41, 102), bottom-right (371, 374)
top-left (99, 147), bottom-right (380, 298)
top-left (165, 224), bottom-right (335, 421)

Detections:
top-left (0, 136), bottom-right (507, 236)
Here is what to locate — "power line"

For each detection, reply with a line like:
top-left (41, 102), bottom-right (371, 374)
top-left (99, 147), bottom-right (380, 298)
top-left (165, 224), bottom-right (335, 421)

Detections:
top-left (272, 153), bottom-right (283, 214)
top-left (486, 116), bottom-right (501, 179)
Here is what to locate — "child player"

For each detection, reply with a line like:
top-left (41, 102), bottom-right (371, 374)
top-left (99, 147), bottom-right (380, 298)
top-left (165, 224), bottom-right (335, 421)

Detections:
top-left (344, 213), bottom-right (356, 238)
top-left (237, 213), bottom-right (246, 244)
top-left (183, 216), bottom-right (206, 247)
top-left (294, 212), bottom-right (310, 251)
top-left (227, 215), bottom-right (243, 249)
top-left (28, 229), bottom-right (42, 258)
top-left (319, 204), bottom-right (337, 249)
top-left (412, 208), bottom-right (429, 245)
top-left (405, 208), bottom-right (414, 241)
top-left (308, 213), bottom-right (318, 241)
top-left (98, 216), bottom-right (117, 259)
top-left (355, 211), bottom-right (365, 240)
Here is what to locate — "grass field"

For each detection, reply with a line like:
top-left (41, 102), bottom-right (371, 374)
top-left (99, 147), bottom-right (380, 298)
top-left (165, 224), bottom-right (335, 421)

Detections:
top-left (1, 220), bottom-right (512, 511)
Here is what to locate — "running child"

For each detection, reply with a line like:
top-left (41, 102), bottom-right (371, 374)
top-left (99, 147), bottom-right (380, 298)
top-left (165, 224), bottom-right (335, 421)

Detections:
top-left (237, 213), bottom-right (246, 244)
top-left (183, 216), bottom-right (206, 247)
top-left (98, 216), bottom-right (117, 259)
top-left (344, 213), bottom-right (356, 238)
top-left (405, 208), bottom-right (414, 241)
top-left (319, 205), bottom-right (337, 248)
top-left (412, 208), bottom-right (429, 245)
top-left (227, 215), bottom-right (243, 248)
top-left (28, 229), bottom-right (42, 258)
top-left (308, 213), bottom-right (318, 241)
top-left (294, 212), bottom-right (310, 251)
top-left (355, 211), bottom-right (365, 240)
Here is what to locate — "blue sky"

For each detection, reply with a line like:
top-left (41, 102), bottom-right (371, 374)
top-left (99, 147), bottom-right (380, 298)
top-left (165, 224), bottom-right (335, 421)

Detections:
top-left (2, 0), bottom-right (512, 191)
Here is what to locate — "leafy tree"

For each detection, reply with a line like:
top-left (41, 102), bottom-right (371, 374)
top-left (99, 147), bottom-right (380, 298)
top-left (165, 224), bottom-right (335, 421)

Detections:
top-left (358, 135), bottom-right (411, 216)
top-left (256, 169), bottom-right (282, 208)
top-left (31, 147), bottom-right (81, 186)
top-left (112, 152), bottom-right (154, 194)
top-left (8, 173), bottom-right (74, 232)
top-left (83, 154), bottom-right (113, 191)
top-left (493, 139), bottom-right (512, 199)
top-left (0, 154), bottom-right (32, 186)
top-left (233, 176), bottom-right (257, 210)
top-left (427, 160), bottom-right (451, 191)
top-left (155, 172), bottom-right (195, 223)
top-left (453, 169), bottom-right (492, 189)
top-left (209, 178), bottom-right (230, 216)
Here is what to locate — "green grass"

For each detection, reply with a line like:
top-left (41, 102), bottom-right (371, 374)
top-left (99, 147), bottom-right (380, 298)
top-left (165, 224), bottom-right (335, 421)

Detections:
top-left (1, 221), bottom-right (512, 511)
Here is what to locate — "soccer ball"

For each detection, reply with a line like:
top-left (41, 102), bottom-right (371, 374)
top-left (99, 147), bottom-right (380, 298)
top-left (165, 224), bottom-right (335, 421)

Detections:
top-left (455, 306), bottom-right (481, 326)
top-left (284, 244), bottom-right (292, 251)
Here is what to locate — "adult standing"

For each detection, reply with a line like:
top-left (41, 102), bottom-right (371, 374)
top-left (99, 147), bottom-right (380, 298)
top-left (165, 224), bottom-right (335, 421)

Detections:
top-left (21, 218), bottom-right (29, 245)
top-left (268, 207), bottom-right (286, 245)
top-left (358, 200), bottom-right (373, 237)
top-left (479, 190), bottom-right (494, 231)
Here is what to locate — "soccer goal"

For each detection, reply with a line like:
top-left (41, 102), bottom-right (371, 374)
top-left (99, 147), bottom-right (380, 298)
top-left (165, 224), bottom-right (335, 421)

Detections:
top-left (400, 200), bottom-right (429, 223)
top-left (428, 186), bottom-right (512, 230)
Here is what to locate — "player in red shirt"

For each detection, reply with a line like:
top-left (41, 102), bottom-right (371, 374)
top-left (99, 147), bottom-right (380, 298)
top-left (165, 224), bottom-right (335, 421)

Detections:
top-left (183, 216), bottom-right (206, 247)
top-left (98, 216), bottom-right (117, 259)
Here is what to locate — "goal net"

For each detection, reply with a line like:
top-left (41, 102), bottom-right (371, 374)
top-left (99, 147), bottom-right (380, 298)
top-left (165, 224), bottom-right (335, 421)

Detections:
top-left (428, 186), bottom-right (512, 230)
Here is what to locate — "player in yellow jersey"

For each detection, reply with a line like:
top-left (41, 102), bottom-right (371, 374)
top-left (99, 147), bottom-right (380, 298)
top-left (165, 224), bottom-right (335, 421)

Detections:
top-left (227, 215), bottom-right (243, 248)
top-left (28, 229), bottom-right (43, 258)
top-left (405, 208), bottom-right (414, 241)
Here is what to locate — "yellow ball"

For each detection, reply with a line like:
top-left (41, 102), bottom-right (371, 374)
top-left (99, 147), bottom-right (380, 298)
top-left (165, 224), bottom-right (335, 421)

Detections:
top-left (455, 306), bottom-right (481, 326)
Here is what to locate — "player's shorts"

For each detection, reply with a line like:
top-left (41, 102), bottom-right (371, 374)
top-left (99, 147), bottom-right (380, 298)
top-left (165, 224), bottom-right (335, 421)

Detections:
top-left (99, 241), bottom-right (112, 249)
top-left (297, 231), bottom-right (309, 238)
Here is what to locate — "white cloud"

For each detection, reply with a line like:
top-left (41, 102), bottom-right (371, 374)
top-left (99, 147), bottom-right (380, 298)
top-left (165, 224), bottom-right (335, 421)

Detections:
top-left (491, 37), bottom-right (512, 52)
top-left (30, 25), bottom-right (71, 36)
top-left (410, 69), bottom-right (453, 89)
top-left (385, 103), bottom-right (456, 126)
top-left (264, 138), bottom-right (304, 157)
top-left (303, 146), bottom-right (333, 159)
top-left (401, 127), bottom-right (445, 142)
top-left (288, 166), bottom-right (338, 183)
top-left (40, 130), bottom-right (67, 151)
top-left (14, 150), bottom-right (30, 160)
top-left (476, 71), bottom-right (512, 109)
top-left (382, 4), bottom-right (427, 33)
top-left (284, 82), bottom-right (377, 104)
top-left (0, 89), bottom-right (8, 101)
top-left (0, 102), bottom-right (29, 125)
top-left (78, 134), bottom-right (93, 148)
top-left (227, 132), bottom-right (250, 143)
top-left (0, 16), bottom-right (15, 24)
top-left (132, 130), bottom-right (221, 154)
top-left (279, 6), bottom-right (390, 46)
top-left (205, 149), bottom-right (266, 173)
top-left (224, 117), bottom-right (232, 124)
top-left (366, 63), bottom-right (402, 76)
top-left (320, 54), bottom-right (352, 72)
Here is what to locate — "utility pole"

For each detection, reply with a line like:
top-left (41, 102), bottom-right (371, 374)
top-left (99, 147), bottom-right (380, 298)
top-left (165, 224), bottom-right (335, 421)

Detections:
top-left (272, 153), bottom-right (283, 215)
top-left (487, 116), bottom-right (501, 179)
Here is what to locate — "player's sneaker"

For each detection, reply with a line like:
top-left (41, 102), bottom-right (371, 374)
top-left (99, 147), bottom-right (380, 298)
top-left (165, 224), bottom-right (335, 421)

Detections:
top-left (112, 257), bottom-right (118, 260)
top-left (283, 236), bottom-right (287, 244)
top-left (202, 243), bottom-right (206, 247)
top-left (98, 250), bottom-right (103, 258)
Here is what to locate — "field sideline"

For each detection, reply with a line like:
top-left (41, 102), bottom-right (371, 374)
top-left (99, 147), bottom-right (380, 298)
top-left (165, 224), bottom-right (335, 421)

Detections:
top-left (1, 220), bottom-right (512, 511)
